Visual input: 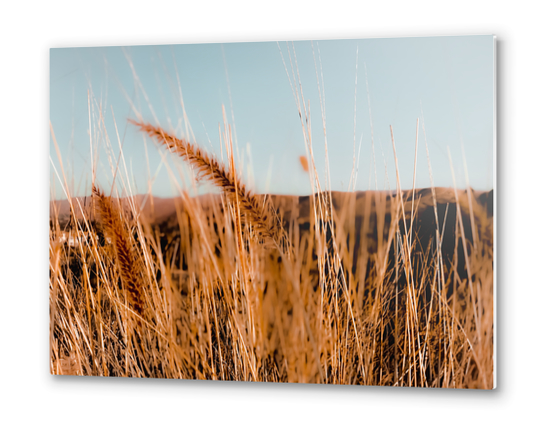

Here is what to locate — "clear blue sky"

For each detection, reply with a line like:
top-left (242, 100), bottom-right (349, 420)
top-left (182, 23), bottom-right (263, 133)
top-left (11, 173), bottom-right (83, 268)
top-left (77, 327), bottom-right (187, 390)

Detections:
top-left (50, 35), bottom-right (494, 199)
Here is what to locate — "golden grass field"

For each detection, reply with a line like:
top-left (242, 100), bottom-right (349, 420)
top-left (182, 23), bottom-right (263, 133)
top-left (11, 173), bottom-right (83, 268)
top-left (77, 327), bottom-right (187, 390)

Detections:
top-left (49, 118), bottom-right (494, 388)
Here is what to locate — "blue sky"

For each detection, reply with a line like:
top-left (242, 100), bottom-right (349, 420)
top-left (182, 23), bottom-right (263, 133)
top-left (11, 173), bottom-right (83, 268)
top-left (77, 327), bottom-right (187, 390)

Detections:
top-left (50, 35), bottom-right (494, 199)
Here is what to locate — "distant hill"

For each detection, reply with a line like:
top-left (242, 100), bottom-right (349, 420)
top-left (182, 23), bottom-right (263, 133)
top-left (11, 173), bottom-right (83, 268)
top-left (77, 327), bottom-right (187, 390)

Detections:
top-left (50, 188), bottom-right (493, 229)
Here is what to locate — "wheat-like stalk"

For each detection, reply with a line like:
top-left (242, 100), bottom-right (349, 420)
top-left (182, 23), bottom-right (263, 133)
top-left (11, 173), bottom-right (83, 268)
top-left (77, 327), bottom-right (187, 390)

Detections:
top-left (92, 185), bottom-right (145, 317)
top-left (130, 120), bottom-right (283, 246)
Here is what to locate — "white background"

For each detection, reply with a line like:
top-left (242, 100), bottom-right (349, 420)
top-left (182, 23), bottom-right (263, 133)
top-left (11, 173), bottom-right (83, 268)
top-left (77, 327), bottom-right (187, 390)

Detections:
top-left (1, 1), bottom-right (540, 422)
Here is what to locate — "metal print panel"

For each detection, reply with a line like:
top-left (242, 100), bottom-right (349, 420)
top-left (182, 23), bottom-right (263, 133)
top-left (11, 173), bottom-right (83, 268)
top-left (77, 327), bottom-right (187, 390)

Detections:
top-left (49, 35), bottom-right (495, 388)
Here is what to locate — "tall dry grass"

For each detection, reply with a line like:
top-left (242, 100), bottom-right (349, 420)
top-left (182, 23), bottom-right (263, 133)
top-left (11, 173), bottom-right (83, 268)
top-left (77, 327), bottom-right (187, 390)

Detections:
top-left (49, 114), bottom-right (493, 387)
top-left (50, 46), bottom-right (493, 386)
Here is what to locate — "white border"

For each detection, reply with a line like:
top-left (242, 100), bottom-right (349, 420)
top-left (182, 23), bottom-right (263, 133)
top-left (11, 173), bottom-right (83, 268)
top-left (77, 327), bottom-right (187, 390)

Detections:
top-left (493, 35), bottom-right (498, 389)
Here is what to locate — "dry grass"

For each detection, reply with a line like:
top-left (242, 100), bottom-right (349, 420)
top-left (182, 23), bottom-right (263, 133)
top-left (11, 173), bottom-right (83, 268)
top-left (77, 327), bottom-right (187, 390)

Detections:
top-left (50, 47), bottom-right (493, 386)
top-left (92, 185), bottom-right (146, 318)
top-left (49, 117), bottom-right (493, 388)
top-left (129, 120), bottom-right (283, 248)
